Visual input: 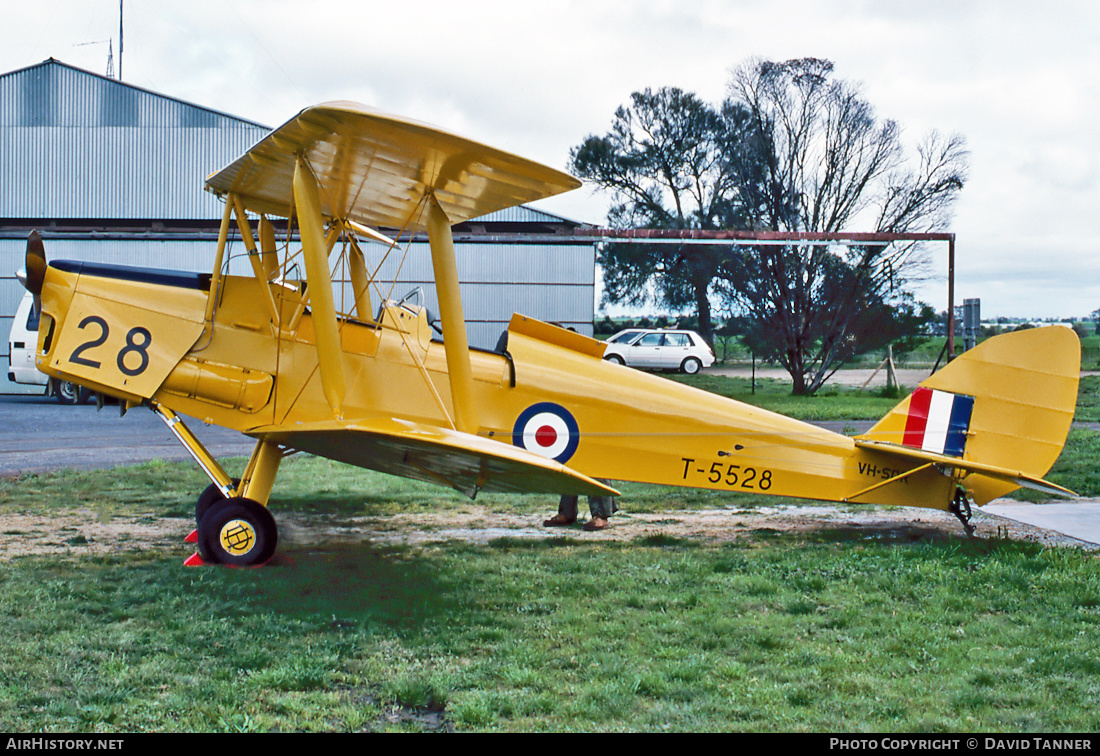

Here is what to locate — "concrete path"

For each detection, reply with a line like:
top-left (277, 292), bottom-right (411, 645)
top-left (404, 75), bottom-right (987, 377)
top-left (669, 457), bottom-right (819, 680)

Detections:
top-left (983, 500), bottom-right (1100, 547)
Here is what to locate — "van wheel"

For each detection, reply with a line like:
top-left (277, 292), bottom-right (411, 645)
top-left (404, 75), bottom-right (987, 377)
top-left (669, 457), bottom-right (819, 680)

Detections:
top-left (53, 379), bottom-right (82, 405)
top-left (681, 357), bottom-right (702, 375)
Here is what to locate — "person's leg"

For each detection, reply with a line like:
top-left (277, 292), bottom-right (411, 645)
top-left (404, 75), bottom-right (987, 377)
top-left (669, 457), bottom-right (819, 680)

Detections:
top-left (583, 493), bottom-right (615, 530)
top-left (544, 495), bottom-right (578, 526)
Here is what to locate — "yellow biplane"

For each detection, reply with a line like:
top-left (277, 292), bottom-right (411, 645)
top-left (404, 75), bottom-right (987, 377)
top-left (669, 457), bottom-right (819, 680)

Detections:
top-left (21, 101), bottom-right (1080, 566)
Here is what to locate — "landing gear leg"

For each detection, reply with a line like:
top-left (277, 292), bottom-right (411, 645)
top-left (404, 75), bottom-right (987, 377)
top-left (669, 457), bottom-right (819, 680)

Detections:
top-left (237, 438), bottom-right (283, 507)
top-left (949, 488), bottom-right (975, 536)
top-left (152, 402), bottom-right (285, 566)
top-left (193, 439), bottom-right (284, 566)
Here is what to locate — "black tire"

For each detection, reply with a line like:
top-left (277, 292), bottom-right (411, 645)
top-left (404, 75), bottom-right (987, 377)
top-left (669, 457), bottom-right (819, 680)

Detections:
top-left (604, 354), bottom-right (625, 365)
top-left (681, 357), bottom-right (702, 375)
top-left (54, 379), bottom-right (80, 405)
top-left (196, 479), bottom-right (241, 524)
top-left (197, 497), bottom-right (278, 567)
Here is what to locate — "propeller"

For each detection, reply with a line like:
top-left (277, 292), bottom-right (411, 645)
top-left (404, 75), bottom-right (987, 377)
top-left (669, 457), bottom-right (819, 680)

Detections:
top-left (24, 231), bottom-right (46, 297)
top-left (23, 231), bottom-right (47, 320)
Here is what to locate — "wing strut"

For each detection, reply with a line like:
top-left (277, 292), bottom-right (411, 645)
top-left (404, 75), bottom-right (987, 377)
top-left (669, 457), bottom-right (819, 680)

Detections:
top-left (426, 196), bottom-right (479, 434)
top-left (293, 157), bottom-right (347, 419)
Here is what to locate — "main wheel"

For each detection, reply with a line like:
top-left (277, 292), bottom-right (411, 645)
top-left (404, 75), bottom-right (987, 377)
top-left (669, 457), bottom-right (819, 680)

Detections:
top-left (196, 479), bottom-right (241, 524)
top-left (197, 497), bottom-right (278, 567)
top-left (680, 357), bottom-right (702, 375)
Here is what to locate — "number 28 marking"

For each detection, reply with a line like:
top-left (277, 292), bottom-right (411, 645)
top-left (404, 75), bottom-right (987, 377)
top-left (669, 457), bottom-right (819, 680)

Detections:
top-left (68, 316), bottom-right (152, 377)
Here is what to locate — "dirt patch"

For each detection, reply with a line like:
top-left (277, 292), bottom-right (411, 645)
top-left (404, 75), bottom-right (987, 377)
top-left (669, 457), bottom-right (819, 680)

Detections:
top-left (275, 505), bottom-right (1095, 550)
top-left (0, 502), bottom-right (1092, 561)
top-left (0, 511), bottom-right (186, 559)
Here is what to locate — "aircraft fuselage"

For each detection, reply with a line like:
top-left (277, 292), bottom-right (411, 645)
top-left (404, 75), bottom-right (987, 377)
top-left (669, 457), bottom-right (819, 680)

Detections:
top-left (35, 261), bottom-right (956, 510)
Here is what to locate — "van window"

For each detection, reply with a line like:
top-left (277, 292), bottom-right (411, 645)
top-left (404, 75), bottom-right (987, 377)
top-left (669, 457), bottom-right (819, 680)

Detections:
top-left (25, 301), bottom-right (40, 331)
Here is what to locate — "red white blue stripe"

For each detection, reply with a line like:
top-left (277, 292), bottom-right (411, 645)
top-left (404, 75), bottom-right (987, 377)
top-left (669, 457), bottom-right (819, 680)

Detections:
top-left (902, 387), bottom-right (974, 458)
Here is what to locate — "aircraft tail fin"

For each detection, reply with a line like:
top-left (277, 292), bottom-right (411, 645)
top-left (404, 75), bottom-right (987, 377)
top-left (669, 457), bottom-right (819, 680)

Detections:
top-left (855, 326), bottom-right (1080, 505)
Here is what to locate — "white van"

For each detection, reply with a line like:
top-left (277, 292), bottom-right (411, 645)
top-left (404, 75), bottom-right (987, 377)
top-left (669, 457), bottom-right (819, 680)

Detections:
top-left (8, 289), bottom-right (90, 404)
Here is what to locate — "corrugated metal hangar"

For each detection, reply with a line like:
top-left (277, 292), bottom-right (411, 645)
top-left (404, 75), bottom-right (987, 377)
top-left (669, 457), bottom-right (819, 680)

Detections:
top-left (1, 59), bottom-right (596, 392)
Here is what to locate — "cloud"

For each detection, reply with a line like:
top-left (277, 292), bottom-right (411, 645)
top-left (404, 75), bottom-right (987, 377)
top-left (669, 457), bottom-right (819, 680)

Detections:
top-left (3, 0), bottom-right (1098, 317)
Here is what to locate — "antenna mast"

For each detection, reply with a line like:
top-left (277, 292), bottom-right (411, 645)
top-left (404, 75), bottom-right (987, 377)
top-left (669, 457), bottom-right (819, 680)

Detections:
top-left (118, 0), bottom-right (124, 80)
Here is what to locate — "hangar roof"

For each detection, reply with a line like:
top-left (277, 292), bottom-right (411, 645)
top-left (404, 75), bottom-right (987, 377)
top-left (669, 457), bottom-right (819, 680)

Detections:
top-left (0, 59), bottom-right (269, 220)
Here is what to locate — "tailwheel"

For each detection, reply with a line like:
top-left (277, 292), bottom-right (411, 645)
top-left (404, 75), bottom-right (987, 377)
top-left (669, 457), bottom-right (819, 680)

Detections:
top-left (197, 497), bottom-right (278, 567)
top-left (949, 488), bottom-right (975, 537)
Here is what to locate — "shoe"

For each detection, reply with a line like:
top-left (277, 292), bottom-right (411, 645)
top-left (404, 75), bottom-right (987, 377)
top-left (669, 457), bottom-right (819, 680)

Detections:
top-left (582, 517), bottom-right (609, 531)
top-left (543, 514), bottom-right (576, 527)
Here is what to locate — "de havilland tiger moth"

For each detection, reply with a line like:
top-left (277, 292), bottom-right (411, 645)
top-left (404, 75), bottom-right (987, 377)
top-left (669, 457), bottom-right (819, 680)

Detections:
top-left (16, 101), bottom-right (1080, 566)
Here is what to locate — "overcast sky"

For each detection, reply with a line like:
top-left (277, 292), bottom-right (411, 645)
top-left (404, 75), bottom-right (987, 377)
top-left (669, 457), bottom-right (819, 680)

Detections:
top-left (4, 0), bottom-right (1099, 319)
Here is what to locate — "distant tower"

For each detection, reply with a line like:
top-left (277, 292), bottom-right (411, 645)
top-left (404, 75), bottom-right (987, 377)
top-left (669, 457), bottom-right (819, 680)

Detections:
top-left (106, 39), bottom-right (115, 79)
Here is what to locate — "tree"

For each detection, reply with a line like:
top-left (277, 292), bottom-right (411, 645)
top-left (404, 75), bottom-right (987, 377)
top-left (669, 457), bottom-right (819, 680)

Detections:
top-left (721, 58), bottom-right (967, 393)
top-left (575, 59), bottom-right (967, 392)
top-left (569, 88), bottom-right (766, 344)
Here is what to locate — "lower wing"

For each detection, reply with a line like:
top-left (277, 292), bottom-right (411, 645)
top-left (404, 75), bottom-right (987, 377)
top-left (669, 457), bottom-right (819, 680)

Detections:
top-left (249, 415), bottom-right (620, 500)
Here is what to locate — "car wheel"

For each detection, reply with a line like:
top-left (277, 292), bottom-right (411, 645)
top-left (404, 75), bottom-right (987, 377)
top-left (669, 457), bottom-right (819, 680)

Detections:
top-left (681, 357), bottom-right (702, 375)
top-left (604, 354), bottom-right (625, 365)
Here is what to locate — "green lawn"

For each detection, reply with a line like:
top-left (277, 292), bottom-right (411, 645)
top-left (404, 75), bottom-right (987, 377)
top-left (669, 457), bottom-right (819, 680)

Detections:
top-left (669, 373), bottom-right (902, 420)
top-left (1, 450), bottom-right (1099, 732)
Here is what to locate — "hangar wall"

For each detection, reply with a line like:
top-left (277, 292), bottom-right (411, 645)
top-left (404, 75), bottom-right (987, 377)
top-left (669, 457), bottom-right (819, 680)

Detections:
top-left (1, 59), bottom-right (596, 393)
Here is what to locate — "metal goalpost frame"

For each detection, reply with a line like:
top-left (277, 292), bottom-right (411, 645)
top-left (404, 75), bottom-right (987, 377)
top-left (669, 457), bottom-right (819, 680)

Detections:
top-left (570, 229), bottom-right (958, 359)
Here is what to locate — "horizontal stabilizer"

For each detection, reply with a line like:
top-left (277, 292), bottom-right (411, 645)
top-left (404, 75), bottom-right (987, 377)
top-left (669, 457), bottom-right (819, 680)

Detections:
top-left (249, 415), bottom-right (619, 500)
top-left (855, 439), bottom-right (1077, 500)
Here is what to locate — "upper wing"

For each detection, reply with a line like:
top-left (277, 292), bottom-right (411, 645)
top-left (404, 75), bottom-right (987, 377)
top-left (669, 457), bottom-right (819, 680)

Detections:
top-left (248, 414), bottom-right (619, 500)
top-left (204, 101), bottom-right (581, 230)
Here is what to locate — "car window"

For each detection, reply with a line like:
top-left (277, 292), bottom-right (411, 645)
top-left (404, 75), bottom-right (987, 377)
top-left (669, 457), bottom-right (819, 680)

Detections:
top-left (607, 330), bottom-right (642, 344)
top-left (637, 333), bottom-right (663, 346)
top-left (665, 333), bottom-right (689, 347)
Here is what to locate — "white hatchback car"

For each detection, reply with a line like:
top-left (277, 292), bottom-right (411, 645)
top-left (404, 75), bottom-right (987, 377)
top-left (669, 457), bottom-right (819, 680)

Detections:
top-left (602, 328), bottom-right (715, 374)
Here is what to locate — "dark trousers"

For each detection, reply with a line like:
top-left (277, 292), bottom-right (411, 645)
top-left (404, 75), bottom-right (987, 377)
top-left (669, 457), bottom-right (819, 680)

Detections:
top-left (557, 481), bottom-right (618, 520)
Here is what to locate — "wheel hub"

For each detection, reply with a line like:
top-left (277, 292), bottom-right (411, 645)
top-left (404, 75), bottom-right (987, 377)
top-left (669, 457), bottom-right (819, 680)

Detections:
top-left (219, 519), bottom-right (257, 556)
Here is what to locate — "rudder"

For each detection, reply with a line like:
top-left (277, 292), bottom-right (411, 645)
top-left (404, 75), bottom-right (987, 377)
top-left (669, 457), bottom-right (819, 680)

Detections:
top-left (858, 326), bottom-right (1080, 505)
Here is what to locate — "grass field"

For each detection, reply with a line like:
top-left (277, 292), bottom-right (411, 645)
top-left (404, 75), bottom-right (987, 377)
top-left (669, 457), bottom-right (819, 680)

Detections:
top-left (1, 517), bottom-right (1098, 732)
top-left (669, 373), bottom-right (904, 421)
top-left (0, 370), bottom-right (1098, 732)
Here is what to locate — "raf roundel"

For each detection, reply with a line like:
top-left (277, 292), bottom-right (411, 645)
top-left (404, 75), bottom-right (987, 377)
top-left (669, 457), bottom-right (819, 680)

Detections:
top-left (512, 403), bottom-right (580, 463)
